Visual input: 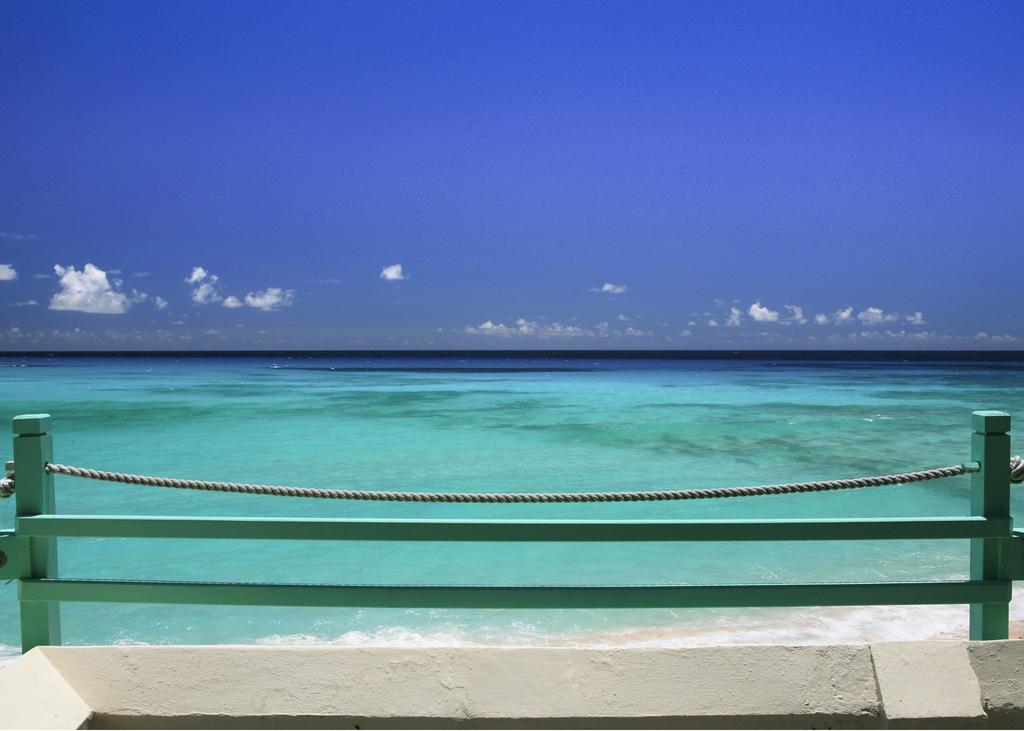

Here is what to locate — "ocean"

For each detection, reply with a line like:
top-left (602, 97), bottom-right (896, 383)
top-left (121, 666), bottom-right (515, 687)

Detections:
top-left (0, 351), bottom-right (1021, 661)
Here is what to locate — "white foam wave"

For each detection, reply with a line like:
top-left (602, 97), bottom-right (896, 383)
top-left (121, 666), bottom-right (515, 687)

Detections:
top-left (2, 589), bottom-right (1020, 661)
top-left (0, 644), bottom-right (21, 667)
top-left (257, 626), bottom-right (477, 648)
top-left (255, 587), bottom-right (1024, 649)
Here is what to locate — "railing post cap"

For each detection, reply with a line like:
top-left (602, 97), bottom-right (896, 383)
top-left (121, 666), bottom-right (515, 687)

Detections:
top-left (12, 414), bottom-right (51, 436)
top-left (972, 411), bottom-right (1010, 434)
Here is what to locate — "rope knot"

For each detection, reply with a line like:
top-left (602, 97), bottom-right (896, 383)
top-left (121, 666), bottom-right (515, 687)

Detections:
top-left (1011, 455), bottom-right (1024, 484)
top-left (0, 459), bottom-right (13, 498)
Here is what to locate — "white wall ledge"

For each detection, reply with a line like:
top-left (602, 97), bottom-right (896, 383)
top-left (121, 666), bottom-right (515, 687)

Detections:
top-left (0, 641), bottom-right (1021, 729)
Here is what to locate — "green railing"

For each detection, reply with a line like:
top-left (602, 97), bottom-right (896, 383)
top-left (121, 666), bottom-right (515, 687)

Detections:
top-left (1, 411), bottom-right (1021, 653)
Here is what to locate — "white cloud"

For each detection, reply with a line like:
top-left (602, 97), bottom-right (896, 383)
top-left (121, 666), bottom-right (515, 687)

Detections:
top-left (243, 288), bottom-right (295, 311)
top-left (680, 329), bottom-right (693, 337)
top-left (0, 324), bottom-right (201, 346)
top-left (748, 301), bottom-right (780, 322)
top-left (49, 264), bottom-right (130, 314)
top-left (133, 272), bottom-right (151, 278)
top-left (380, 264), bottom-right (407, 281)
top-left (192, 282), bottom-right (220, 304)
top-left (514, 318), bottom-right (538, 335)
top-left (857, 307), bottom-right (885, 325)
top-left (33, 273), bottom-right (51, 279)
top-left (186, 266), bottom-right (293, 311)
top-left (472, 318), bottom-right (539, 336)
top-left (976, 332), bottom-right (1020, 343)
top-left (467, 318), bottom-right (546, 336)
top-left (543, 322), bottom-right (589, 337)
top-left (0, 264), bottom-right (16, 281)
top-left (833, 306), bottom-right (854, 324)
top-left (13, 300), bottom-right (38, 307)
top-left (187, 266), bottom-right (222, 304)
top-left (784, 305), bottom-right (808, 324)
top-left (154, 296), bottom-right (168, 310)
top-left (130, 289), bottom-right (148, 304)
top-left (591, 282), bottom-right (628, 294)
top-left (881, 329), bottom-right (935, 341)
top-left (704, 301), bottom-right (913, 328)
top-left (464, 318), bottom-right (591, 338)
top-left (186, 266), bottom-right (210, 285)
top-left (465, 320), bottom-right (513, 336)
top-left (0, 232), bottom-right (37, 241)
top-left (856, 307), bottom-right (898, 326)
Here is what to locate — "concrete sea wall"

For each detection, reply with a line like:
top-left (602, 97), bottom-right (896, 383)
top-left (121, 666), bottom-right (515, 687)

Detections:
top-left (1, 640), bottom-right (1023, 728)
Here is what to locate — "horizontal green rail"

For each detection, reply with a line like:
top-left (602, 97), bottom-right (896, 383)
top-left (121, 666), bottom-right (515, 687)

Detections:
top-left (20, 578), bottom-right (1012, 608)
top-left (15, 515), bottom-right (1011, 542)
top-left (6, 410), bottom-right (1020, 651)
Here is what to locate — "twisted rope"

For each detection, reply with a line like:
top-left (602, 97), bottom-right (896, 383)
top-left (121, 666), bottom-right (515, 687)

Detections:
top-left (42, 462), bottom-right (974, 503)
top-left (1012, 455), bottom-right (1024, 484)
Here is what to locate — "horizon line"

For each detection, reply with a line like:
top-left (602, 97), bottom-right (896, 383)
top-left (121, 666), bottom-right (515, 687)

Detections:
top-left (1, 348), bottom-right (1023, 358)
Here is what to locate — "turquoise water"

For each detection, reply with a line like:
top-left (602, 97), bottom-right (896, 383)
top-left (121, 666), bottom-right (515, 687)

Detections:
top-left (0, 353), bottom-right (1021, 656)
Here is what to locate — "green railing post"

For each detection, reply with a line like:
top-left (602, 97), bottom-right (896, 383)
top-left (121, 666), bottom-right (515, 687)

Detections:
top-left (13, 414), bottom-right (61, 651)
top-left (969, 410), bottom-right (1011, 640)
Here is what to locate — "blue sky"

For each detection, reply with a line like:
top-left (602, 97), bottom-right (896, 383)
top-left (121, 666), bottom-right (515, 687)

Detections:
top-left (1, 0), bottom-right (1021, 349)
